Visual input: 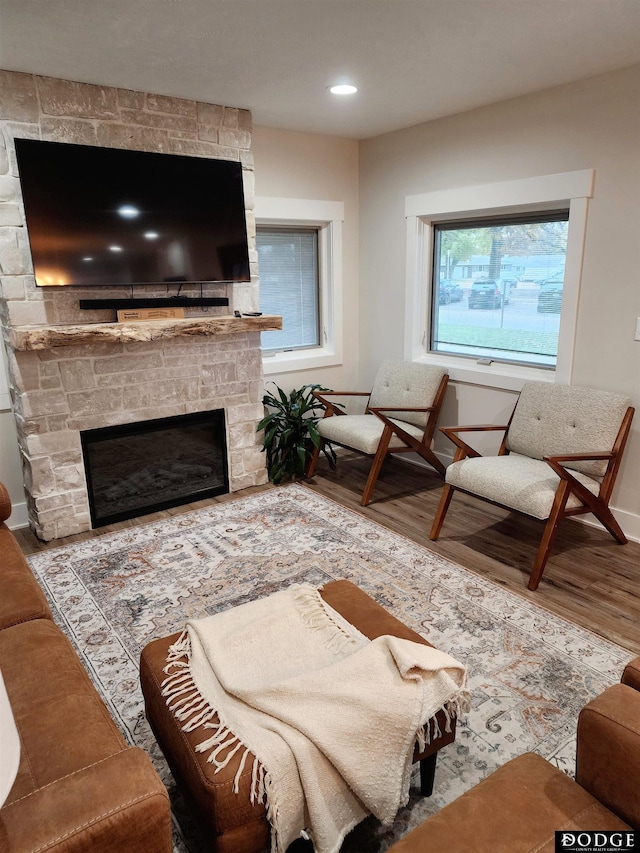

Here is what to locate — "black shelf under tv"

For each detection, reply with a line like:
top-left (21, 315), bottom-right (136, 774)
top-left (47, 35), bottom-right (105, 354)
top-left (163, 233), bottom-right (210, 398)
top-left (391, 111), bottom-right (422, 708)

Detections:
top-left (79, 297), bottom-right (229, 310)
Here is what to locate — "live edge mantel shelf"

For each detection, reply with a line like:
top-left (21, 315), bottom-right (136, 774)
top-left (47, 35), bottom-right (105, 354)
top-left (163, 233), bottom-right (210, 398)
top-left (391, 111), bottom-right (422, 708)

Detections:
top-left (9, 314), bottom-right (283, 352)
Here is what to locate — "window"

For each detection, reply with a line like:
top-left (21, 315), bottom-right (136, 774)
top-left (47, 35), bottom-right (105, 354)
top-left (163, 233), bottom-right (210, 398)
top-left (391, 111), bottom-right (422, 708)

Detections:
top-left (404, 170), bottom-right (594, 388)
top-left (431, 212), bottom-right (569, 368)
top-left (257, 227), bottom-right (320, 352)
top-left (254, 197), bottom-right (344, 374)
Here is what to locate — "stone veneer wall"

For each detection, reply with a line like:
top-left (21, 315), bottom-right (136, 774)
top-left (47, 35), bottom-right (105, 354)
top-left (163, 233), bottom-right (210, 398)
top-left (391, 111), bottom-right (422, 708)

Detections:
top-left (0, 70), bottom-right (268, 540)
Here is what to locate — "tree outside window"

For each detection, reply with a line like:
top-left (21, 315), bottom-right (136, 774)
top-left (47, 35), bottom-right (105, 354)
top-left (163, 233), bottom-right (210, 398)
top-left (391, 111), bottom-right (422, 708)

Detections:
top-left (432, 212), bottom-right (569, 368)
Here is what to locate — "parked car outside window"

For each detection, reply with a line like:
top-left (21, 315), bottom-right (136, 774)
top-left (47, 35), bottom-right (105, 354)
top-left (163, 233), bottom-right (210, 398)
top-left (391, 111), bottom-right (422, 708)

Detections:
top-left (537, 271), bottom-right (564, 313)
top-left (438, 279), bottom-right (463, 304)
top-left (468, 279), bottom-right (511, 309)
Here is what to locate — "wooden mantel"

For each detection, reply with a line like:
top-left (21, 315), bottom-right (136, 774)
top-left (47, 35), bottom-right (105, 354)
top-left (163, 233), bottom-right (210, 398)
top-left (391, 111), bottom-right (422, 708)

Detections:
top-left (9, 314), bottom-right (283, 352)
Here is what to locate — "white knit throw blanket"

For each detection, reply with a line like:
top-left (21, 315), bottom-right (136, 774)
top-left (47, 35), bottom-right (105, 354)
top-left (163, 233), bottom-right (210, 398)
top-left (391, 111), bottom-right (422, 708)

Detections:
top-left (162, 584), bottom-right (469, 853)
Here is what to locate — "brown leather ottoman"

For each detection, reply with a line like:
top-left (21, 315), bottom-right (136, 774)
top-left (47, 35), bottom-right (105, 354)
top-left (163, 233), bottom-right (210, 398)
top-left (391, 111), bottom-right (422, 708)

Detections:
top-left (140, 579), bottom-right (458, 853)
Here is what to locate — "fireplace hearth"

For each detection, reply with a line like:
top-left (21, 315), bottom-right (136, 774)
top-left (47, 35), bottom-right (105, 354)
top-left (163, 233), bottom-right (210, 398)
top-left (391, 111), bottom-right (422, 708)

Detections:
top-left (81, 410), bottom-right (228, 527)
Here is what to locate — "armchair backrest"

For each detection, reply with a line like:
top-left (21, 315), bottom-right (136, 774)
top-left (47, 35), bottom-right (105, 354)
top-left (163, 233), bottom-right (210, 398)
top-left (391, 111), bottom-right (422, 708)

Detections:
top-left (368, 361), bottom-right (447, 429)
top-left (506, 381), bottom-right (632, 478)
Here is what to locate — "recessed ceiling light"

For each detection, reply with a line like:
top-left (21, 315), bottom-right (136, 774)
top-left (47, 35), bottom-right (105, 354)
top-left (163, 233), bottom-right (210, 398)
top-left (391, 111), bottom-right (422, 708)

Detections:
top-left (117, 204), bottom-right (140, 218)
top-left (329, 84), bottom-right (358, 96)
top-left (109, 245), bottom-right (123, 252)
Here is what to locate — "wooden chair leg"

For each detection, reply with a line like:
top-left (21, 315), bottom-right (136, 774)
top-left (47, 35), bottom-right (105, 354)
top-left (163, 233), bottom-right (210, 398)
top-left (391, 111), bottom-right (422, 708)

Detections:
top-left (528, 481), bottom-right (571, 591)
top-left (429, 483), bottom-right (455, 540)
top-left (591, 501), bottom-right (627, 544)
top-left (305, 441), bottom-right (322, 479)
top-left (360, 426), bottom-right (393, 506)
top-left (416, 445), bottom-right (446, 477)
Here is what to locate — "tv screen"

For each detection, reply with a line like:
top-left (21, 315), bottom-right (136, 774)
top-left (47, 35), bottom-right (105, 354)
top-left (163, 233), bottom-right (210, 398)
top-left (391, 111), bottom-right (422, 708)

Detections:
top-left (14, 138), bottom-right (251, 288)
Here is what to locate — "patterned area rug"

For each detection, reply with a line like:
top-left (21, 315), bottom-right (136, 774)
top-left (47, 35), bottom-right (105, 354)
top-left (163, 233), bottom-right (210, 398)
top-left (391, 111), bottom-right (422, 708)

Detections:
top-left (27, 484), bottom-right (632, 852)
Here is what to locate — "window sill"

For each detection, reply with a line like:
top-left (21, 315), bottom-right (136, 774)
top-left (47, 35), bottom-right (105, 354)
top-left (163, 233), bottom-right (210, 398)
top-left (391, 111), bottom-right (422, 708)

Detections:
top-left (414, 352), bottom-right (554, 391)
top-left (262, 347), bottom-right (342, 375)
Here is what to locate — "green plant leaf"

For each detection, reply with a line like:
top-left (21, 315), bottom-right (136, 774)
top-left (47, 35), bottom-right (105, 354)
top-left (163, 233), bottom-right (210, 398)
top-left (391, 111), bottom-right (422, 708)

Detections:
top-left (307, 420), bottom-right (320, 447)
top-left (256, 382), bottom-right (333, 482)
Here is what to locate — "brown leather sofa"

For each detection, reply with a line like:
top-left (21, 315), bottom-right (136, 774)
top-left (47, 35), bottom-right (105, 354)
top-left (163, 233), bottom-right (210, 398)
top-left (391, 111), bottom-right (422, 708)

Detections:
top-left (0, 482), bottom-right (172, 852)
top-left (388, 656), bottom-right (640, 852)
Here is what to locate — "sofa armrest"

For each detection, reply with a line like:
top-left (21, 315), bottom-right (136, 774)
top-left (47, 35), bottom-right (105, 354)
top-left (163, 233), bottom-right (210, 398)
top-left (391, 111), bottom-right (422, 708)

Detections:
top-left (0, 527), bottom-right (53, 629)
top-left (576, 682), bottom-right (640, 829)
top-left (0, 482), bottom-right (11, 524)
top-left (621, 656), bottom-right (640, 692)
top-left (0, 748), bottom-right (172, 853)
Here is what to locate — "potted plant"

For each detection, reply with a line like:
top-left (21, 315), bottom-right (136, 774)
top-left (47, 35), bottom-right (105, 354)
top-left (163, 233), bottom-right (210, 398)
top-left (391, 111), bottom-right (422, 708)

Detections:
top-left (257, 383), bottom-right (338, 484)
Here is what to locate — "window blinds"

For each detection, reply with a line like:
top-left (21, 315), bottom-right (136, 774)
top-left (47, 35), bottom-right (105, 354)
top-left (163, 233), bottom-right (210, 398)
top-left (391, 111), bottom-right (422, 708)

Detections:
top-left (257, 228), bottom-right (319, 351)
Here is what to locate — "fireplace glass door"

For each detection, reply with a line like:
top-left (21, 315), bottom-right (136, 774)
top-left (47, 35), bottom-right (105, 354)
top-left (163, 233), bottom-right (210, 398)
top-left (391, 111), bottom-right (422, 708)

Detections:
top-left (81, 409), bottom-right (228, 527)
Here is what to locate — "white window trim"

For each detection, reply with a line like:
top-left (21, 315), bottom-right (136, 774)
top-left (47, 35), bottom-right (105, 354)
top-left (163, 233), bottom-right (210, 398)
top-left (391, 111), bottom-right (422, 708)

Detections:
top-left (255, 196), bottom-right (344, 375)
top-left (404, 170), bottom-right (594, 391)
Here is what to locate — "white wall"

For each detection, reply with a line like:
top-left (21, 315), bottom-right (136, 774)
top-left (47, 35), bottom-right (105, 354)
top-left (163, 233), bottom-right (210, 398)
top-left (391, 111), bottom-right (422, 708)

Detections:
top-left (359, 65), bottom-right (640, 536)
top-left (251, 126), bottom-right (360, 393)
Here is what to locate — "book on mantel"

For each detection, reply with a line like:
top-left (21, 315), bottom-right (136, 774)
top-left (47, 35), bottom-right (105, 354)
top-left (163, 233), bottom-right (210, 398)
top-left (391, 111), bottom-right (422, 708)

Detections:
top-left (116, 307), bottom-right (186, 322)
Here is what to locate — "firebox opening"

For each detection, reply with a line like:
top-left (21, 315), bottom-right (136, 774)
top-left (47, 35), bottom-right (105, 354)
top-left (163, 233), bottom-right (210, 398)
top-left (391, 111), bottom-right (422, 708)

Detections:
top-left (81, 409), bottom-right (229, 528)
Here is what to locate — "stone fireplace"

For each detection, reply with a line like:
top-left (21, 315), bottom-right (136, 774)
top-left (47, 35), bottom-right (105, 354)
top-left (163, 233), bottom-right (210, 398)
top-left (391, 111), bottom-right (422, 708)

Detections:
top-left (0, 70), bottom-right (281, 540)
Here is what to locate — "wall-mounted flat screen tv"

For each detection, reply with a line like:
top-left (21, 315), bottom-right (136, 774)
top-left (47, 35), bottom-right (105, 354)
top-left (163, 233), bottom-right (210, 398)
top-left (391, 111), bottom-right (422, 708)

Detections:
top-left (14, 138), bottom-right (251, 288)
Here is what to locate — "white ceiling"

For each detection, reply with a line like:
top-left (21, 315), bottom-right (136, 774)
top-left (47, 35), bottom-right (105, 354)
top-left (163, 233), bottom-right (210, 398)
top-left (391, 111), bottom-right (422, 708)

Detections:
top-left (1, 0), bottom-right (640, 139)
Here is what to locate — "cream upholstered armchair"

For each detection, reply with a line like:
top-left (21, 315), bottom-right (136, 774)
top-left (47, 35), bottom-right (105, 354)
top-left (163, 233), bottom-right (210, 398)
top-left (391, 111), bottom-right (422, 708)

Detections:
top-left (429, 381), bottom-right (634, 591)
top-left (306, 361), bottom-right (448, 506)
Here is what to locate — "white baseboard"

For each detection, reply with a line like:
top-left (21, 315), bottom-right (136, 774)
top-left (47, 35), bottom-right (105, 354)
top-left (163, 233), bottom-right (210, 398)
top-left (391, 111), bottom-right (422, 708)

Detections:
top-left (7, 501), bottom-right (29, 530)
top-left (403, 451), bottom-right (640, 544)
top-left (579, 505), bottom-right (640, 544)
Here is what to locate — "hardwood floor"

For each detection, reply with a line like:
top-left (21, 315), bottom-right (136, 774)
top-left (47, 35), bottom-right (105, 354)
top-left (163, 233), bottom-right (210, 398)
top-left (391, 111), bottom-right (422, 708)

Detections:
top-left (304, 454), bottom-right (640, 655)
top-left (14, 453), bottom-right (640, 654)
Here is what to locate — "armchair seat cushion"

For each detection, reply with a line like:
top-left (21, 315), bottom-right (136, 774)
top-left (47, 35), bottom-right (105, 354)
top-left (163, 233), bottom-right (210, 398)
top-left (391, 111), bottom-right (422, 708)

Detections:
top-left (319, 414), bottom-right (424, 455)
top-left (446, 453), bottom-right (600, 520)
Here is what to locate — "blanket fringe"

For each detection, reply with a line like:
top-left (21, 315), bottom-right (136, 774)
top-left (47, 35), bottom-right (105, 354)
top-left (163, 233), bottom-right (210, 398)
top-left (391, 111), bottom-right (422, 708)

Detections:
top-left (293, 585), bottom-right (360, 656)
top-left (162, 629), bottom-right (271, 800)
top-left (417, 687), bottom-right (472, 748)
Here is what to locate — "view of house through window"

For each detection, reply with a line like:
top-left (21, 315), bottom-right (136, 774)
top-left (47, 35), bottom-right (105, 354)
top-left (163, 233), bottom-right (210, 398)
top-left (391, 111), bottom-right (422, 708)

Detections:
top-left (257, 227), bottom-right (320, 352)
top-left (431, 212), bottom-right (569, 368)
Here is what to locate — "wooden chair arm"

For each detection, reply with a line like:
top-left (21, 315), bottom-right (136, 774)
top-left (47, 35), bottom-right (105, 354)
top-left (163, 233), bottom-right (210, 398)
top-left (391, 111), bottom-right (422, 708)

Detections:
top-left (367, 410), bottom-right (429, 456)
top-left (544, 451), bottom-right (614, 465)
top-left (312, 390), bottom-right (371, 398)
top-left (368, 406), bottom-right (435, 414)
top-left (543, 456), bottom-right (610, 514)
top-left (312, 389), bottom-right (368, 418)
top-left (440, 424), bottom-right (510, 461)
top-left (544, 452), bottom-right (615, 496)
top-left (441, 424), bottom-right (510, 434)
